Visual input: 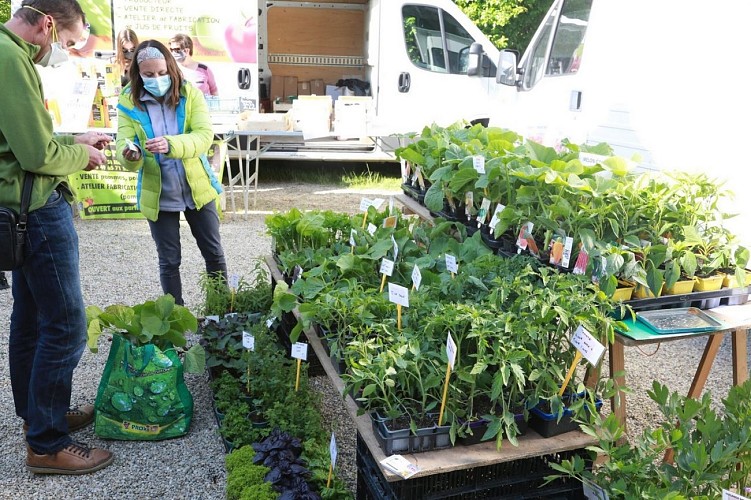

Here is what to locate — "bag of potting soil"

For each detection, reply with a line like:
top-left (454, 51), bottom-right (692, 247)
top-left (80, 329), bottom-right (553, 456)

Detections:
top-left (94, 335), bottom-right (193, 440)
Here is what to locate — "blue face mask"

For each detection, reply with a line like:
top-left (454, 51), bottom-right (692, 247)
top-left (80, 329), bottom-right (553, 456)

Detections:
top-left (142, 75), bottom-right (172, 97)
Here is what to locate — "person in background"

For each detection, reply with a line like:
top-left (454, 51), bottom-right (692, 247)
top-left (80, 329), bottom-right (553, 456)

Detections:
top-left (169, 33), bottom-right (218, 97)
top-left (117, 40), bottom-right (227, 306)
top-left (115, 27), bottom-right (138, 87)
top-left (0, 0), bottom-right (114, 474)
top-left (0, 271), bottom-right (9, 290)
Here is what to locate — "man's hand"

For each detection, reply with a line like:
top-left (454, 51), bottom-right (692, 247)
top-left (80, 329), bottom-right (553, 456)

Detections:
top-left (75, 132), bottom-right (113, 150)
top-left (84, 145), bottom-right (107, 171)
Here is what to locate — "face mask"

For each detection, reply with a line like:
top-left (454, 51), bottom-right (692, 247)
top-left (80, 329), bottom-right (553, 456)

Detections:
top-left (36, 20), bottom-right (69, 67)
top-left (142, 75), bottom-right (172, 97)
top-left (171, 49), bottom-right (186, 62)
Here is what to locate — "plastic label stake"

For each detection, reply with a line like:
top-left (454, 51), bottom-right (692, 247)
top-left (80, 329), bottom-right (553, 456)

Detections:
top-left (350, 229), bottom-right (356, 254)
top-left (439, 332), bottom-right (457, 426)
top-left (388, 283), bottom-right (409, 330)
top-left (559, 325), bottom-right (605, 396)
top-left (411, 264), bottom-right (422, 291)
top-left (291, 342), bottom-right (308, 391)
top-left (327, 432), bottom-right (337, 488)
top-left (359, 198), bottom-right (371, 228)
top-left (229, 273), bottom-right (240, 313)
top-left (379, 258), bottom-right (394, 293)
top-left (445, 254), bottom-right (458, 279)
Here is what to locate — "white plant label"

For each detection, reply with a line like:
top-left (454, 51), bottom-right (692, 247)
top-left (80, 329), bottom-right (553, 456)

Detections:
top-left (229, 273), bottom-right (240, 290)
top-left (388, 283), bottom-right (409, 308)
top-left (465, 192), bottom-right (474, 217)
top-left (571, 325), bottom-right (606, 366)
top-left (445, 254), bottom-right (458, 274)
top-left (242, 331), bottom-right (255, 351)
top-left (583, 483), bottom-right (610, 500)
top-left (561, 236), bottom-right (574, 268)
top-left (473, 155), bottom-right (486, 174)
top-left (371, 198), bottom-right (385, 210)
top-left (367, 223), bottom-right (377, 236)
top-left (349, 229), bottom-right (356, 247)
top-left (265, 317), bottom-right (276, 328)
top-left (225, 312), bottom-right (238, 319)
top-left (206, 315), bottom-right (220, 323)
top-left (411, 265), bottom-right (422, 291)
top-left (446, 332), bottom-right (457, 370)
top-left (477, 198), bottom-right (491, 223)
top-left (292, 265), bottom-right (303, 283)
top-left (722, 490), bottom-right (750, 500)
top-left (392, 235), bottom-right (399, 260)
top-left (380, 258), bottom-right (395, 277)
top-left (330, 433), bottom-right (338, 468)
top-left (359, 197), bottom-right (372, 212)
top-left (400, 160), bottom-right (409, 183)
top-left (291, 342), bottom-right (308, 361)
top-left (389, 197), bottom-right (394, 215)
top-left (489, 203), bottom-right (505, 230)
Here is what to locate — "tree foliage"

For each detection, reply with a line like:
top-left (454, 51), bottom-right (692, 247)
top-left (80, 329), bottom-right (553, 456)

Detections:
top-left (0, 0), bottom-right (11, 24)
top-left (454, 0), bottom-right (555, 51)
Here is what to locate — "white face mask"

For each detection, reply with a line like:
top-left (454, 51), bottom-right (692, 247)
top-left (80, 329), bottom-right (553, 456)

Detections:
top-left (37, 41), bottom-right (69, 67)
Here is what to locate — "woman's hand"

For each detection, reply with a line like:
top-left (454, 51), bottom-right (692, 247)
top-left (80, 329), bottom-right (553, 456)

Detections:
top-left (144, 136), bottom-right (170, 154)
top-left (123, 139), bottom-right (141, 161)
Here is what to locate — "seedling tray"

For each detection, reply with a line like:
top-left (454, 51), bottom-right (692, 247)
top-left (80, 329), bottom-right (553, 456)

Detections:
top-left (636, 307), bottom-right (723, 334)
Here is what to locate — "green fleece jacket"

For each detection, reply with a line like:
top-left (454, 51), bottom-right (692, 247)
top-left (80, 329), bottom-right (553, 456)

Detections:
top-left (116, 82), bottom-right (219, 221)
top-left (0, 24), bottom-right (89, 214)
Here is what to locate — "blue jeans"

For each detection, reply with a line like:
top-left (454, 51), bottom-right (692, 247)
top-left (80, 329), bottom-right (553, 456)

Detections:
top-left (9, 190), bottom-right (86, 454)
top-left (147, 202), bottom-right (227, 305)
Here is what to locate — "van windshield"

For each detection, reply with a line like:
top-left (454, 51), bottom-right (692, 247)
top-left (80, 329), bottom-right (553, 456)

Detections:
top-left (523, 0), bottom-right (592, 89)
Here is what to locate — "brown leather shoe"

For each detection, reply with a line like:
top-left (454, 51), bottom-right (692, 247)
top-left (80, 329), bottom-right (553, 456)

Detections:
top-left (22, 404), bottom-right (95, 434)
top-left (65, 404), bottom-right (95, 432)
top-left (26, 442), bottom-right (113, 475)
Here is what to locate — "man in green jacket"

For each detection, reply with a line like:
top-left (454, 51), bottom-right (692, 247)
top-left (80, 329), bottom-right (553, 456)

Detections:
top-left (0, 0), bottom-right (114, 474)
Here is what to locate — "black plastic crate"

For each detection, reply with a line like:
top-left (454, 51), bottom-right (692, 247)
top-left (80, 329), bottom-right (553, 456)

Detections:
top-left (371, 414), bottom-right (452, 456)
top-left (357, 433), bottom-right (589, 500)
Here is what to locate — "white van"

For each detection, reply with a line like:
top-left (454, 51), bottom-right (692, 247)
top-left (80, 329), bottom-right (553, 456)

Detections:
top-left (257, 0), bottom-right (502, 159)
top-left (486, 0), bottom-right (751, 241)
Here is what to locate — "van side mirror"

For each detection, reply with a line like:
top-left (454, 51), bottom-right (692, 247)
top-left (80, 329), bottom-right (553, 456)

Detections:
top-left (497, 49), bottom-right (519, 86)
top-left (467, 43), bottom-right (484, 77)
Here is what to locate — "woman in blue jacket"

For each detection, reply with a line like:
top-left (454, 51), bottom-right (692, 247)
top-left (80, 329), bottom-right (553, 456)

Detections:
top-left (116, 40), bottom-right (226, 305)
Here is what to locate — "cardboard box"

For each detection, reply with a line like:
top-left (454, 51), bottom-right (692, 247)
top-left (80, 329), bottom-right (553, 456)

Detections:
top-left (283, 76), bottom-right (298, 100)
top-left (291, 95), bottom-right (332, 137)
top-left (297, 81), bottom-right (311, 96)
top-left (334, 96), bottom-right (372, 139)
top-left (310, 79), bottom-right (325, 96)
top-left (270, 76), bottom-right (285, 103)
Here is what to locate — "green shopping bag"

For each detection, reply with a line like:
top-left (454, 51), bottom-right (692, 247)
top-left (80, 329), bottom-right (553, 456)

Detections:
top-left (94, 335), bottom-right (193, 440)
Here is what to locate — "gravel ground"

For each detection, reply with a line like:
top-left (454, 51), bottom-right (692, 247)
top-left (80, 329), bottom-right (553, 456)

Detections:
top-left (0, 182), bottom-right (748, 499)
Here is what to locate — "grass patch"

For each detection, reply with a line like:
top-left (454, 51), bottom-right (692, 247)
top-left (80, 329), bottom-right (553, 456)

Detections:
top-left (252, 160), bottom-right (401, 190)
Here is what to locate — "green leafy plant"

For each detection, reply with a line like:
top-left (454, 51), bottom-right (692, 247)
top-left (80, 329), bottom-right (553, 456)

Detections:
top-left (200, 260), bottom-right (272, 316)
top-left (547, 379), bottom-right (751, 498)
top-left (86, 294), bottom-right (205, 373)
top-left (225, 445), bottom-right (276, 500)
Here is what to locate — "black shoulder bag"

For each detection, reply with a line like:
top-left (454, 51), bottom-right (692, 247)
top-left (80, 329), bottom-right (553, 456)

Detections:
top-left (0, 172), bottom-right (34, 271)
